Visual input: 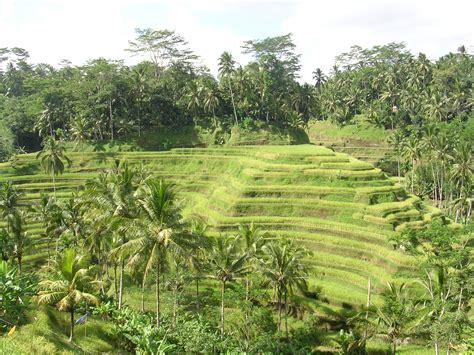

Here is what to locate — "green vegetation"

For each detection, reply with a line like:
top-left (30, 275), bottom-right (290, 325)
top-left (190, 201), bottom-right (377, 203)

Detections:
top-left (1, 142), bottom-right (471, 353)
top-left (0, 27), bottom-right (472, 354)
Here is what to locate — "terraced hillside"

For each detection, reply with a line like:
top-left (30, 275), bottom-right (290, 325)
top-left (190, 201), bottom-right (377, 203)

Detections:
top-left (0, 145), bottom-right (441, 309)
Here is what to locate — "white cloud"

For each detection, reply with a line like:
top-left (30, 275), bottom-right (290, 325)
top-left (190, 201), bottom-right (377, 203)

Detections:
top-left (1, 0), bottom-right (472, 82)
top-left (282, 0), bottom-right (473, 80)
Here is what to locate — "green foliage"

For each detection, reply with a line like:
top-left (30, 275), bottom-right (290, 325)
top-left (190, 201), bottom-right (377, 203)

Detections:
top-left (0, 262), bottom-right (36, 332)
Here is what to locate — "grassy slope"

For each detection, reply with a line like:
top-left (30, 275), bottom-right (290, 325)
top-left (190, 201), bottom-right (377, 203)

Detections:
top-left (307, 120), bottom-right (392, 166)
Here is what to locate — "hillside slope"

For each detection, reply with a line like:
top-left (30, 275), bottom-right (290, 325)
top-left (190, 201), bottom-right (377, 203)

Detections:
top-left (0, 145), bottom-right (441, 309)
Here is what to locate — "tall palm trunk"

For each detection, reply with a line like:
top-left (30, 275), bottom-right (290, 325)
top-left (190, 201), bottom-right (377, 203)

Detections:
top-left (141, 277), bottom-right (146, 312)
top-left (172, 286), bottom-right (178, 328)
top-left (114, 264), bottom-right (118, 303)
top-left (118, 259), bottom-right (124, 309)
top-left (284, 290), bottom-right (289, 340)
top-left (17, 253), bottom-right (22, 274)
top-left (52, 172), bottom-right (56, 197)
top-left (156, 259), bottom-right (161, 326)
top-left (69, 305), bottom-right (75, 342)
top-left (277, 288), bottom-right (282, 333)
top-left (228, 77), bottom-right (238, 125)
top-left (245, 277), bottom-right (250, 321)
top-left (109, 98), bottom-right (114, 141)
top-left (220, 281), bottom-right (226, 338)
top-left (195, 278), bottom-right (200, 311)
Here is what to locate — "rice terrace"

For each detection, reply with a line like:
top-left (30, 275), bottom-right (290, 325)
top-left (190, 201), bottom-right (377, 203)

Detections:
top-left (0, 1), bottom-right (473, 354)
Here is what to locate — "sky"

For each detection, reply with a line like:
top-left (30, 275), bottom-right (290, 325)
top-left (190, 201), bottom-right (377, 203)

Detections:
top-left (1, 0), bottom-right (473, 82)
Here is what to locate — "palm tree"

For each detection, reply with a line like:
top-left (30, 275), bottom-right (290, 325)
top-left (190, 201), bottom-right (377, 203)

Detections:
top-left (237, 222), bottom-right (267, 320)
top-left (29, 194), bottom-right (60, 260)
top-left (373, 282), bottom-right (421, 355)
top-left (218, 51), bottom-right (238, 125)
top-left (185, 79), bottom-right (203, 116)
top-left (9, 211), bottom-right (28, 273)
top-left (401, 135), bottom-right (422, 194)
top-left (0, 181), bottom-right (21, 233)
top-left (36, 137), bottom-right (72, 196)
top-left (202, 80), bottom-right (220, 129)
top-left (117, 179), bottom-right (195, 326)
top-left (312, 68), bottom-right (327, 90)
top-left (450, 141), bottom-right (473, 217)
top-left (35, 249), bottom-right (98, 342)
top-left (69, 116), bottom-right (89, 153)
top-left (83, 163), bottom-right (140, 309)
top-left (207, 235), bottom-right (248, 337)
top-left (260, 239), bottom-right (311, 338)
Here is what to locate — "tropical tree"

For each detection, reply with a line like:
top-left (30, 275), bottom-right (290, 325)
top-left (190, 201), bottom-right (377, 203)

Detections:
top-left (218, 51), bottom-right (238, 125)
top-left (260, 239), bottom-right (311, 338)
top-left (83, 163), bottom-right (140, 309)
top-left (202, 80), bottom-right (220, 128)
top-left (400, 135), bottom-right (422, 194)
top-left (36, 137), bottom-right (72, 195)
top-left (312, 68), bottom-right (327, 90)
top-left (8, 211), bottom-right (28, 273)
top-left (117, 179), bottom-right (196, 326)
top-left (373, 282), bottom-right (422, 355)
top-left (237, 222), bottom-right (267, 320)
top-left (450, 141), bottom-right (473, 222)
top-left (0, 181), bottom-right (21, 232)
top-left (207, 235), bottom-right (248, 337)
top-left (35, 249), bottom-right (98, 342)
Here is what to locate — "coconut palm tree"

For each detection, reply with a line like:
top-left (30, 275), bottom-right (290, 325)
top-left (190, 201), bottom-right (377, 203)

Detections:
top-left (218, 51), bottom-right (238, 125)
top-left (36, 137), bottom-right (72, 196)
top-left (9, 211), bottom-right (29, 273)
top-left (83, 163), bottom-right (140, 309)
top-left (117, 179), bottom-right (196, 326)
top-left (312, 68), bottom-right (327, 90)
top-left (185, 79), bottom-right (203, 116)
top-left (401, 135), bottom-right (422, 194)
top-left (29, 194), bottom-right (60, 260)
top-left (260, 239), bottom-right (311, 338)
top-left (202, 80), bottom-right (220, 129)
top-left (35, 249), bottom-right (98, 342)
top-left (373, 282), bottom-right (421, 355)
top-left (450, 142), bottom-right (473, 204)
top-left (207, 235), bottom-right (248, 338)
top-left (0, 181), bottom-right (21, 233)
top-left (237, 222), bottom-right (267, 320)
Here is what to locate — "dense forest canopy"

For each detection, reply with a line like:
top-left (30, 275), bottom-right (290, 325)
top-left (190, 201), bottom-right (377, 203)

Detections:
top-left (1, 31), bottom-right (471, 153)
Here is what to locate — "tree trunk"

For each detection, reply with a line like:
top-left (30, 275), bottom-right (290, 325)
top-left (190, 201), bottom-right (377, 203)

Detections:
top-left (109, 98), bottom-right (114, 141)
top-left (17, 254), bottom-right (22, 274)
top-left (118, 259), bottom-right (124, 309)
top-left (228, 78), bottom-right (238, 125)
top-left (69, 305), bottom-right (75, 342)
top-left (156, 259), bottom-right (161, 326)
top-left (434, 341), bottom-right (439, 355)
top-left (392, 341), bottom-right (396, 355)
top-left (172, 287), bottom-right (177, 328)
top-left (141, 277), bottom-right (146, 312)
top-left (195, 278), bottom-right (200, 311)
top-left (284, 290), bottom-right (289, 340)
top-left (52, 173), bottom-right (56, 197)
top-left (245, 277), bottom-right (250, 321)
top-left (277, 288), bottom-right (282, 333)
top-left (220, 281), bottom-right (226, 338)
top-left (114, 264), bottom-right (118, 304)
